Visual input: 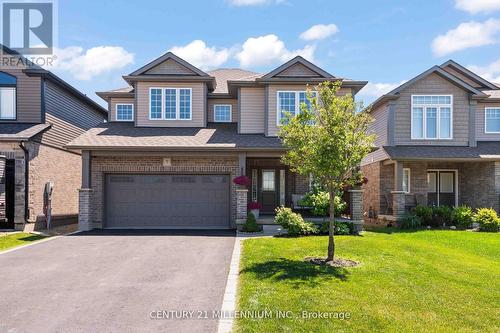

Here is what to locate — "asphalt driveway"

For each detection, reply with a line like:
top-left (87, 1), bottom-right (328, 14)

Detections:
top-left (0, 229), bottom-right (235, 333)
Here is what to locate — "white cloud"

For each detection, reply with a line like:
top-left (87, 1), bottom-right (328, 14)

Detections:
top-left (358, 81), bottom-right (405, 99)
top-left (169, 40), bottom-right (231, 70)
top-left (468, 59), bottom-right (500, 83)
top-left (455, 0), bottom-right (500, 14)
top-left (49, 46), bottom-right (134, 80)
top-left (235, 34), bottom-right (315, 68)
top-left (431, 19), bottom-right (500, 56)
top-left (300, 24), bottom-right (339, 41)
top-left (226, 0), bottom-right (284, 6)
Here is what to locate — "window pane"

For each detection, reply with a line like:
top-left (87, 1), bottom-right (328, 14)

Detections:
top-left (412, 107), bottom-right (424, 138)
top-left (150, 89), bottom-right (162, 119)
top-left (279, 170), bottom-right (285, 205)
top-left (439, 107), bottom-right (451, 138)
top-left (486, 108), bottom-right (500, 133)
top-left (116, 104), bottom-right (133, 121)
top-left (251, 169), bottom-right (258, 202)
top-left (0, 87), bottom-right (15, 119)
top-left (440, 173), bottom-right (454, 193)
top-left (179, 89), bottom-right (191, 119)
top-left (427, 173), bottom-right (437, 192)
top-left (214, 105), bottom-right (231, 122)
top-left (278, 92), bottom-right (296, 123)
top-left (165, 89), bottom-right (176, 119)
top-left (298, 91), bottom-right (315, 112)
top-left (262, 170), bottom-right (275, 191)
top-left (403, 169), bottom-right (410, 193)
top-left (426, 107), bottom-right (437, 138)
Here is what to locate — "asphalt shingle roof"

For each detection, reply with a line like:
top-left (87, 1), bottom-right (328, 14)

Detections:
top-left (207, 69), bottom-right (262, 94)
top-left (67, 122), bottom-right (283, 150)
top-left (383, 142), bottom-right (500, 160)
top-left (0, 123), bottom-right (51, 141)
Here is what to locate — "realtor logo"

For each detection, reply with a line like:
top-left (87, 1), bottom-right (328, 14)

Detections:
top-left (1, 0), bottom-right (55, 54)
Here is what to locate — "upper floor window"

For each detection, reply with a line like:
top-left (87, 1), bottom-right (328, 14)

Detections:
top-left (277, 90), bottom-right (317, 125)
top-left (411, 95), bottom-right (452, 140)
top-left (116, 103), bottom-right (133, 121)
top-left (485, 108), bottom-right (500, 133)
top-left (0, 72), bottom-right (16, 120)
top-left (214, 104), bottom-right (232, 122)
top-left (149, 87), bottom-right (192, 120)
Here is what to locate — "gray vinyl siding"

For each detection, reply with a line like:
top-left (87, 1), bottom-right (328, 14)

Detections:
top-left (144, 59), bottom-right (195, 75)
top-left (0, 62), bottom-right (42, 123)
top-left (361, 147), bottom-right (389, 166)
top-left (275, 63), bottom-right (321, 77)
top-left (239, 87), bottom-right (265, 134)
top-left (476, 102), bottom-right (500, 141)
top-left (207, 98), bottom-right (238, 123)
top-left (135, 81), bottom-right (205, 127)
top-left (368, 103), bottom-right (388, 147)
top-left (394, 73), bottom-right (469, 146)
top-left (109, 97), bottom-right (135, 122)
top-left (41, 80), bottom-right (105, 148)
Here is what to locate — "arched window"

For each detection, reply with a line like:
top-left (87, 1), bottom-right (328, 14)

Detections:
top-left (0, 72), bottom-right (16, 120)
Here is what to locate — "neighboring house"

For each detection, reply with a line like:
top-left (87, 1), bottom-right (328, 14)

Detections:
top-left (361, 60), bottom-right (500, 222)
top-left (0, 45), bottom-right (107, 231)
top-left (68, 52), bottom-right (367, 230)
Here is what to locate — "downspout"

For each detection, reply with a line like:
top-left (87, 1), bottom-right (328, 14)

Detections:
top-left (19, 141), bottom-right (29, 222)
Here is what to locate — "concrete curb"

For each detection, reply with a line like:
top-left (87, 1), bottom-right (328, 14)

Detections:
top-left (217, 236), bottom-right (242, 333)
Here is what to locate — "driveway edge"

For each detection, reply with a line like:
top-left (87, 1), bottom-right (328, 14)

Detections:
top-left (0, 230), bottom-right (82, 255)
top-left (217, 236), bottom-right (241, 333)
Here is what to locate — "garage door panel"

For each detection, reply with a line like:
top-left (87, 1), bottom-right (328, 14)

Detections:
top-left (105, 174), bottom-right (230, 229)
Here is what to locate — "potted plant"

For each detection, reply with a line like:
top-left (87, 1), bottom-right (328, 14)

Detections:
top-left (232, 175), bottom-right (250, 187)
top-left (248, 201), bottom-right (262, 219)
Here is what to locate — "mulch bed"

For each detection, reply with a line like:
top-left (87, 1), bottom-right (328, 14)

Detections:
top-left (304, 256), bottom-right (359, 267)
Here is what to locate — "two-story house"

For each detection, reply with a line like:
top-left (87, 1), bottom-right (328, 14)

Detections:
top-left (68, 52), bottom-right (367, 230)
top-left (0, 45), bottom-right (107, 231)
top-left (362, 60), bottom-right (500, 222)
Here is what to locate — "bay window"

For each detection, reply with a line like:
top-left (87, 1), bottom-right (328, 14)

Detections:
top-left (411, 95), bottom-right (452, 139)
top-left (277, 90), bottom-right (317, 124)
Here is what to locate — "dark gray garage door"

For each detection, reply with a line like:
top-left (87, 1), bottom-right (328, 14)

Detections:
top-left (105, 174), bottom-right (230, 229)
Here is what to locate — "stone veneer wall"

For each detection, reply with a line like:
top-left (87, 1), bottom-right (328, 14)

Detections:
top-left (89, 155), bottom-right (240, 229)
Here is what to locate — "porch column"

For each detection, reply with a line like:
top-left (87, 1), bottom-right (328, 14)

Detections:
top-left (392, 161), bottom-right (405, 221)
top-left (236, 188), bottom-right (248, 225)
top-left (79, 150), bottom-right (93, 231)
top-left (238, 152), bottom-right (246, 176)
top-left (349, 188), bottom-right (364, 233)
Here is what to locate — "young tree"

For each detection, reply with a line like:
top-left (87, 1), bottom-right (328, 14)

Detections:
top-left (279, 81), bottom-right (375, 262)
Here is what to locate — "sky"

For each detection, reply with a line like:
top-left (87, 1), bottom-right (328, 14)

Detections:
top-left (43, 0), bottom-right (500, 107)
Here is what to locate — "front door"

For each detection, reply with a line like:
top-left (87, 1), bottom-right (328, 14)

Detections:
top-left (260, 169), bottom-right (277, 213)
top-left (427, 170), bottom-right (456, 207)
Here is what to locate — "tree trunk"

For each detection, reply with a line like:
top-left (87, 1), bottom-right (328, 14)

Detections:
top-left (327, 189), bottom-right (335, 261)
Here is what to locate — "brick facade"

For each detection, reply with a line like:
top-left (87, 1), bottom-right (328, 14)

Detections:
top-left (89, 154), bottom-right (240, 229)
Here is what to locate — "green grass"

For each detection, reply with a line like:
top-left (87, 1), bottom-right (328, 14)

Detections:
top-left (0, 232), bottom-right (47, 251)
top-left (235, 230), bottom-right (500, 333)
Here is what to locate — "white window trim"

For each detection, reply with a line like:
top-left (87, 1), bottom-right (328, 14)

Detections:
top-left (0, 86), bottom-right (16, 120)
top-left (213, 104), bottom-right (232, 122)
top-left (410, 94), bottom-right (453, 140)
top-left (403, 168), bottom-right (411, 193)
top-left (276, 90), bottom-right (316, 126)
top-left (148, 87), bottom-right (192, 121)
top-left (115, 103), bottom-right (134, 122)
top-left (484, 107), bottom-right (500, 134)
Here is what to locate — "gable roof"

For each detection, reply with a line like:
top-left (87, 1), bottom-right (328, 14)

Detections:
top-left (260, 56), bottom-right (334, 80)
top-left (129, 52), bottom-right (210, 77)
top-left (369, 64), bottom-right (490, 110)
top-left (441, 60), bottom-right (498, 90)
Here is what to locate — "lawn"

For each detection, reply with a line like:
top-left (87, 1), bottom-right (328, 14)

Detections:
top-left (0, 232), bottom-right (47, 252)
top-left (235, 230), bottom-right (500, 333)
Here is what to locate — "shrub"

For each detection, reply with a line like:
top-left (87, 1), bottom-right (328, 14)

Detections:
top-left (399, 213), bottom-right (422, 229)
top-left (299, 190), bottom-right (347, 217)
top-left (413, 205), bottom-right (433, 225)
top-left (274, 207), bottom-right (318, 236)
top-left (432, 206), bottom-right (454, 226)
top-left (473, 208), bottom-right (500, 232)
top-left (318, 221), bottom-right (354, 235)
top-left (241, 212), bottom-right (262, 233)
top-left (453, 205), bottom-right (473, 229)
